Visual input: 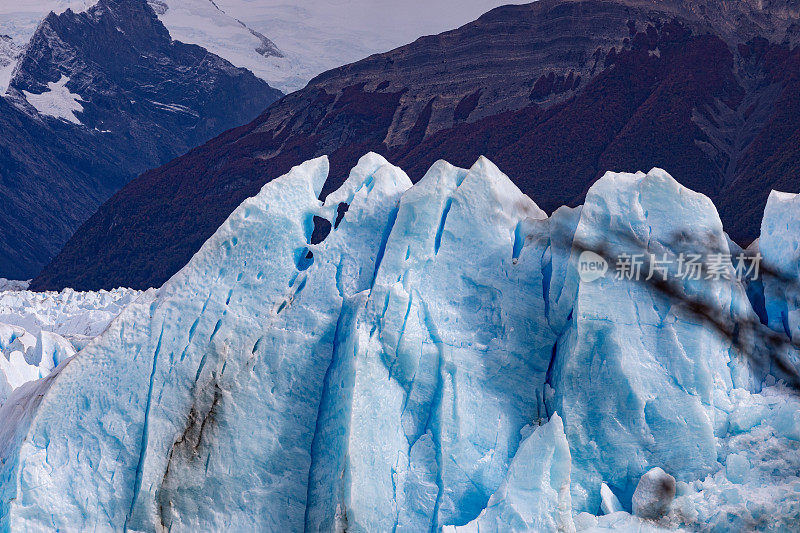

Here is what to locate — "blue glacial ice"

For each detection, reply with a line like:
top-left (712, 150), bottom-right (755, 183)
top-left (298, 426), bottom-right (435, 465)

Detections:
top-left (442, 414), bottom-right (575, 533)
top-left (547, 169), bottom-right (749, 513)
top-left (0, 154), bottom-right (799, 532)
top-left (761, 191), bottom-right (800, 362)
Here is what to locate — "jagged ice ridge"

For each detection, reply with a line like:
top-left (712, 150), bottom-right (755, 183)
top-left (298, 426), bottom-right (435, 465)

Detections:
top-left (0, 154), bottom-right (799, 531)
top-left (0, 285), bottom-right (141, 405)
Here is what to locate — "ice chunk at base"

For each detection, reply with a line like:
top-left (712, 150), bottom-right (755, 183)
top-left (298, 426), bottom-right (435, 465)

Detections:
top-left (548, 168), bottom-right (748, 513)
top-left (0, 324), bottom-right (76, 405)
top-left (631, 467), bottom-right (676, 519)
top-left (600, 483), bottom-right (624, 515)
top-left (443, 414), bottom-right (575, 533)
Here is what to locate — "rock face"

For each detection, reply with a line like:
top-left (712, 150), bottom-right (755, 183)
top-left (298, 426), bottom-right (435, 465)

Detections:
top-left (2, 153), bottom-right (800, 531)
top-left (0, 0), bottom-right (282, 280)
top-left (33, 0), bottom-right (800, 291)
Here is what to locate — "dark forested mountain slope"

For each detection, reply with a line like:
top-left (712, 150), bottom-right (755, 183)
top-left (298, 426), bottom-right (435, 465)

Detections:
top-left (0, 0), bottom-right (281, 279)
top-left (33, 0), bottom-right (800, 291)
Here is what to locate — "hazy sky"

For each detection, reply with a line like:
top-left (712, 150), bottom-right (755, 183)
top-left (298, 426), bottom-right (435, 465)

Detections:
top-left (0, 0), bottom-right (530, 47)
top-left (212, 0), bottom-right (532, 83)
top-left (216, 1), bottom-right (531, 50)
top-left (211, 0), bottom-right (528, 71)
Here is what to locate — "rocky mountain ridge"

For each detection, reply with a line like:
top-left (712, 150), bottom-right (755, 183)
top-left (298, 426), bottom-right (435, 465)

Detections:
top-left (34, 0), bottom-right (800, 291)
top-left (0, 0), bottom-right (282, 280)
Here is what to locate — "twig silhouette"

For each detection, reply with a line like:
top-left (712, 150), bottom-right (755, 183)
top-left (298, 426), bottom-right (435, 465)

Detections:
top-left (567, 226), bottom-right (800, 394)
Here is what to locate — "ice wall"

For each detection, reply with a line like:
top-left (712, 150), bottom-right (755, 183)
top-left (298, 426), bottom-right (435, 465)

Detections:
top-left (1, 154), bottom-right (799, 531)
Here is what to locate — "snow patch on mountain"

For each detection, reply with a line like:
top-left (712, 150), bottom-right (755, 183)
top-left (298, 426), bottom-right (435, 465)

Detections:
top-left (0, 64), bottom-right (13, 94)
top-left (22, 75), bottom-right (84, 124)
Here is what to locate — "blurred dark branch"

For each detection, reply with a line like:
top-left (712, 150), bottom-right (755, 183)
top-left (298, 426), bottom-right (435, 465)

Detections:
top-left (569, 229), bottom-right (800, 395)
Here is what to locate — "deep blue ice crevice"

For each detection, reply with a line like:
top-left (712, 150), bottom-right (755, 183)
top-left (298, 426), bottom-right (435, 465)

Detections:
top-left (511, 220), bottom-right (525, 262)
top-left (434, 198), bottom-right (453, 255)
top-left (416, 294), bottom-right (447, 532)
top-left (386, 292), bottom-right (414, 382)
top-left (127, 323), bottom-right (165, 525)
top-left (371, 206), bottom-right (399, 290)
top-left (541, 243), bottom-right (553, 322)
top-left (304, 292), bottom-right (368, 532)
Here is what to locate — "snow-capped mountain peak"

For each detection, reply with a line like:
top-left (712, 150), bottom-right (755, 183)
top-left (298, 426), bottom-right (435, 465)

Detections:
top-left (0, 0), bottom-right (282, 280)
top-left (0, 34), bottom-right (20, 93)
top-left (0, 0), bottom-right (300, 92)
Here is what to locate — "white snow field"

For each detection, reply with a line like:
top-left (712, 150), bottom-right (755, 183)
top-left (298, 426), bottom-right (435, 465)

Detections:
top-left (21, 74), bottom-right (84, 124)
top-left (0, 284), bottom-right (141, 404)
top-left (0, 154), bottom-right (799, 531)
top-left (210, 0), bottom-right (532, 92)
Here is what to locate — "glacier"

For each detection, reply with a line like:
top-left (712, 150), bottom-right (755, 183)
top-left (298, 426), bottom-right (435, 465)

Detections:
top-left (0, 285), bottom-right (140, 405)
top-left (761, 191), bottom-right (800, 347)
top-left (0, 153), bottom-right (799, 531)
